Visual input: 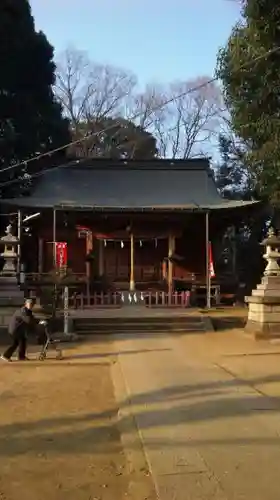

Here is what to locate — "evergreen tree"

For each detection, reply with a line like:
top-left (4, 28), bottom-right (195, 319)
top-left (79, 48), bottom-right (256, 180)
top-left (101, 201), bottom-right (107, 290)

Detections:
top-left (0, 0), bottom-right (70, 196)
top-left (215, 132), bottom-right (255, 200)
top-left (216, 1), bottom-right (280, 204)
top-left (69, 117), bottom-right (158, 159)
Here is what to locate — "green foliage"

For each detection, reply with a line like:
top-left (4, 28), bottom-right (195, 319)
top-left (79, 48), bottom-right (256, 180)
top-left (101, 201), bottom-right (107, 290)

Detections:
top-left (215, 128), bottom-right (269, 288)
top-left (215, 132), bottom-right (257, 200)
top-left (216, 1), bottom-right (280, 204)
top-left (69, 117), bottom-right (158, 159)
top-left (216, 134), bottom-right (245, 199)
top-left (0, 0), bottom-right (70, 197)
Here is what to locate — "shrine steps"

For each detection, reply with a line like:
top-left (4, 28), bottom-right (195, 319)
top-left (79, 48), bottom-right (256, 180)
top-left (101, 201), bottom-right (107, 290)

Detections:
top-left (71, 314), bottom-right (210, 335)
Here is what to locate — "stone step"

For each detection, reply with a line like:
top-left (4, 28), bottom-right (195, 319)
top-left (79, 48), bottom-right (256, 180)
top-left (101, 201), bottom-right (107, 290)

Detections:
top-left (71, 315), bottom-right (202, 325)
top-left (72, 316), bottom-right (206, 334)
top-left (0, 314), bottom-right (207, 340)
top-left (74, 324), bottom-right (205, 333)
top-left (252, 289), bottom-right (280, 297)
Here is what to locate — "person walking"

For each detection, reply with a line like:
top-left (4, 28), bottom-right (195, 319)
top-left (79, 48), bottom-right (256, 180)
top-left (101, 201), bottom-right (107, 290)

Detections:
top-left (1, 299), bottom-right (37, 362)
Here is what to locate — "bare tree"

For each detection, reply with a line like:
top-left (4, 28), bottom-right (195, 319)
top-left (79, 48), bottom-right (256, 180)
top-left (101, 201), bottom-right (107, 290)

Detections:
top-left (54, 49), bottom-right (223, 160)
top-left (134, 77), bottom-right (223, 159)
top-left (130, 84), bottom-right (165, 128)
top-left (127, 84), bottom-right (171, 157)
top-left (54, 47), bottom-right (137, 127)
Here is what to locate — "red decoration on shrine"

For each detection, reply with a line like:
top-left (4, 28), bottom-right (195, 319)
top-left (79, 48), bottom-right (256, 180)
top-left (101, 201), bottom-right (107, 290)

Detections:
top-left (55, 242), bottom-right (67, 268)
top-left (208, 242), bottom-right (215, 279)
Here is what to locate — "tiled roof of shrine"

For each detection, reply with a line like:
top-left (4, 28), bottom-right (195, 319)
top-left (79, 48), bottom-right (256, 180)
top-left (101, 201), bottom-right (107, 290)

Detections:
top-left (2, 158), bottom-right (259, 212)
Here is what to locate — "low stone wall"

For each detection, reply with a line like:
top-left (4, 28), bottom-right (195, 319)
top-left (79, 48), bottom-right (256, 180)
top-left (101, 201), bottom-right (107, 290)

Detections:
top-left (248, 302), bottom-right (280, 323)
top-left (246, 298), bottom-right (280, 339)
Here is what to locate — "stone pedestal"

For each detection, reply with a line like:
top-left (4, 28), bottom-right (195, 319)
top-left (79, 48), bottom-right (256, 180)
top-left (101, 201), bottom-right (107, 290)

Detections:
top-left (246, 276), bottom-right (280, 338)
top-left (245, 227), bottom-right (280, 339)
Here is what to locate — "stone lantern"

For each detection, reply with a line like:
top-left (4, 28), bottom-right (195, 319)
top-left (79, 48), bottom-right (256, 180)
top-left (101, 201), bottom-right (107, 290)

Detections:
top-left (245, 227), bottom-right (280, 339)
top-left (0, 224), bottom-right (23, 306)
top-left (262, 227), bottom-right (280, 276)
top-left (0, 224), bottom-right (19, 275)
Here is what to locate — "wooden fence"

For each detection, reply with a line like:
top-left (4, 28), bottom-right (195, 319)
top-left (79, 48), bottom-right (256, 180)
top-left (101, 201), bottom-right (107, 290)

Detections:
top-left (70, 291), bottom-right (191, 309)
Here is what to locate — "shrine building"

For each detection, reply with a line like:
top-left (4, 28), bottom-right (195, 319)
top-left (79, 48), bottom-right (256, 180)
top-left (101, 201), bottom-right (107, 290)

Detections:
top-left (2, 158), bottom-right (259, 302)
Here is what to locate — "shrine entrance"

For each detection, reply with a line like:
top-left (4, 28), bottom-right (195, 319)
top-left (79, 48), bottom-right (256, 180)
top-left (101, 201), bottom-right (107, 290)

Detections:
top-left (84, 231), bottom-right (189, 309)
top-left (100, 237), bottom-right (168, 305)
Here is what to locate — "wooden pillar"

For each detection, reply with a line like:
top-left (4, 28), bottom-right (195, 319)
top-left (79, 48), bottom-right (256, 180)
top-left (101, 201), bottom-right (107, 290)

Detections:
top-left (98, 239), bottom-right (104, 275)
top-left (130, 232), bottom-right (135, 291)
top-left (38, 238), bottom-right (43, 273)
top-left (168, 234), bottom-right (175, 294)
top-left (86, 231), bottom-right (93, 279)
top-left (162, 259), bottom-right (167, 280)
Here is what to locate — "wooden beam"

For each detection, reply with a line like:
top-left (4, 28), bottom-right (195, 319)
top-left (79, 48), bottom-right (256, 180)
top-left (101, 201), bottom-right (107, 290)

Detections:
top-left (86, 230), bottom-right (93, 279)
top-left (98, 239), bottom-right (104, 275)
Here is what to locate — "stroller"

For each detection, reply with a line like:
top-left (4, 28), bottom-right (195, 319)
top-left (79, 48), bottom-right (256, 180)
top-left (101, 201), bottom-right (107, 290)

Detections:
top-left (37, 320), bottom-right (64, 361)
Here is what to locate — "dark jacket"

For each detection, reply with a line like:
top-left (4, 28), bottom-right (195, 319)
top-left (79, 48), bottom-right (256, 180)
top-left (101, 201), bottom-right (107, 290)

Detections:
top-left (8, 307), bottom-right (36, 336)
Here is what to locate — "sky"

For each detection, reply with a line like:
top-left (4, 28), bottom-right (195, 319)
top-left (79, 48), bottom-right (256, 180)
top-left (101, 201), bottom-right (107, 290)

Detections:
top-left (29, 0), bottom-right (241, 88)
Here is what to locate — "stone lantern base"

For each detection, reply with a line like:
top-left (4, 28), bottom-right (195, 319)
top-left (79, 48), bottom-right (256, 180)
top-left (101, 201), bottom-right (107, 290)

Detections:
top-left (245, 275), bottom-right (280, 339)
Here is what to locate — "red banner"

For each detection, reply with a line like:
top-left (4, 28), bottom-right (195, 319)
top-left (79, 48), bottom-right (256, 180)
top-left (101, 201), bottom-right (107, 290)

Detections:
top-left (208, 242), bottom-right (215, 279)
top-left (55, 242), bottom-right (67, 268)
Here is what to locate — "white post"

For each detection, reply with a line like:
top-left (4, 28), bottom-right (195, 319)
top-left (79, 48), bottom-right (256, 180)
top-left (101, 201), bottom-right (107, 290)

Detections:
top-left (53, 207), bottom-right (57, 267)
top-left (205, 212), bottom-right (211, 309)
top-left (232, 225), bottom-right (237, 275)
top-left (130, 232), bottom-right (135, 291)
top-left (38, 238), bottom-right (43, 273)
top-left (52, 207), bottom-right (57, 318)
top-left (64, 285), bottom-right (69, 335)
top-left (17, 209), bottom-right (22, 274)
top-left (20, 263), bottom-right (25, 285)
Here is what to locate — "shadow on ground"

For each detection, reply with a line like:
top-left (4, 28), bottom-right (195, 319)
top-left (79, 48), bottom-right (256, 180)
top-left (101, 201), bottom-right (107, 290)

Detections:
top-left (64, 348), bottom-right (171, 360)
top-left (0, 330), bottom-right (194, 348)
top-left (1, 371), bottom-right (280, 456)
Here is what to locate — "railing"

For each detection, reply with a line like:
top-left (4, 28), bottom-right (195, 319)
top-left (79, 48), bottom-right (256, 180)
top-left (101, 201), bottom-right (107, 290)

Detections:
top-left (71, 292), bottom-right (122, 309)
top-left (70, 290), bottom-right (191, 309)
top-left (144, 291), bottom-right (191, 308)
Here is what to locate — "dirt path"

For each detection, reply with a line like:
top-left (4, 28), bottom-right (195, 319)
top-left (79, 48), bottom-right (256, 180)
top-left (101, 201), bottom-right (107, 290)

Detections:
top-left (0, 340), bottom-right (156, 500)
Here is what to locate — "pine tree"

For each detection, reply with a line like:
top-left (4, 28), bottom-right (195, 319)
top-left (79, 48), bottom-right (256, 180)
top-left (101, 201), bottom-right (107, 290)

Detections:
top-left (0, 0), bottom-right (70, 196)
